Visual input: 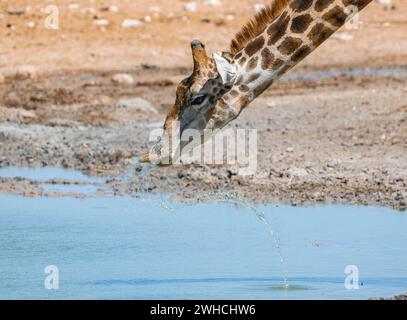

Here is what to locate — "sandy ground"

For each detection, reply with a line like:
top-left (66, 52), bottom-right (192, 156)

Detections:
top-left (0, 0), bottom-right (406, 212)
top-left (0, 0), bottom-right (407, 300)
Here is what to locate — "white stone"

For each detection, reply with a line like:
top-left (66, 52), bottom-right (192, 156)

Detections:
top-left (117, 98), bottom-right (158, 114)
top-left (15, 65), bottom-right (36, 80)
top-left (376, 0), bottom-right (392, 5)
top-left (94, 19), bottom-right (109, 26)
top-left (184, 2), bottom-right (197, 12)
top-left (26, 21), bottom-right (35, 29)
top-left (287, 167), bottom-right (309, 177)
top-left (204, 0), bottom-right (221, 6)
top-left (108, 5), bottom-right (118, 12)
top-left (19, 109), bottom-right (37, 120)
top-left (121, 19), bottom-right (144, 28)
top-left (111, 73), bottom-right (135, 85)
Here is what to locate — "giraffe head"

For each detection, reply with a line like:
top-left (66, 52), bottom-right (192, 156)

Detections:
top-left (145, 40), bottom-right (241, 164)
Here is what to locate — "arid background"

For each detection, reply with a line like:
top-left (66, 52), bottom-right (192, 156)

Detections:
top-left (0, 0), bottom-right (406, 211)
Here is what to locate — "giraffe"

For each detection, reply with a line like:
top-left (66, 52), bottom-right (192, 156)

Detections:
top-left (143, 0), bottom-right (373, 164)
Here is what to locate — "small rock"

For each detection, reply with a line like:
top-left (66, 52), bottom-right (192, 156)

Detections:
top-left (111, 73), bottom-right (135, 85)
top-left (26, 21), bottom-right (36, 29)
top-left (94, 19), bottom-right (109, 26)
top-left (121, 19), bottom-right (143, 28)
top-left (117, 98), bottom-right (158, 114)
top-left (68, 3), bottom-right (80, 10)
top-left (287, 167), bottom-right (309, 178)
top-left (286, 147), bottom-right (294, 153)
top-left (15, 65), bottom-right (36, 80)
top-left (376, 0), bottom-right (392, 6)
top-left (184, 2), bottom-right (197, 12)
top-left (19, 109), bottom-right (37, 120)
top-left (0, 74), bottom-right (5, 84)
top-left (204, 0), bottom-right (221, 6)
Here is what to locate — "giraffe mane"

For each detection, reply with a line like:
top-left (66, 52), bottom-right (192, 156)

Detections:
top-left (230, 0), bottom-right (290, 55)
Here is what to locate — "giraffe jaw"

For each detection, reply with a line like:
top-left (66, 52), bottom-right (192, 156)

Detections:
top-left (141, 106), bottom-right (240, 166)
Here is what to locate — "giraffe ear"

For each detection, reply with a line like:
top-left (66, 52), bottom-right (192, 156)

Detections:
top-left (213, 52), bottom-right (237, 86)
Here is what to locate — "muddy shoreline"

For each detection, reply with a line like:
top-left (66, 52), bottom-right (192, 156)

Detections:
top-left (0, 64), bottom-right (406, 211)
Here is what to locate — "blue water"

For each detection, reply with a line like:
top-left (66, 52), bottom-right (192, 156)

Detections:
top-left (0, 194), bottom-right (406, 300)
top-left (0, 167), bottom-right (105, 182)
top-left (0, 167), bottom-right (107, 195)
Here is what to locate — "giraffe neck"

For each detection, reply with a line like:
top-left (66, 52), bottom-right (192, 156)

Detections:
top-left (227, 0), bottom-right (373, 109)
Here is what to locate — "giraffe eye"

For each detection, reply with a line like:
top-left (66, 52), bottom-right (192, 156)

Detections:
top-left (191, 95), bottom-right (206, 105)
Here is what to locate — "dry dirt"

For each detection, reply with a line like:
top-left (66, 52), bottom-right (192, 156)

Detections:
top-left (0, 0), bottom-right (406, 211)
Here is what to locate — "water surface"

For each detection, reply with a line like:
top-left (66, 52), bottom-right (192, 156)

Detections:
top-left (0, 194), bottom-right (406, 300)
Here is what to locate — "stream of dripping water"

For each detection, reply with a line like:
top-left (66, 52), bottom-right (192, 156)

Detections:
top-left (199, 192), bottom-right (289, 288)
top-left (128, 160), bottom-right (289, 288)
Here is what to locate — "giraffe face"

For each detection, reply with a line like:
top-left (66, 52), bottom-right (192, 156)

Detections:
top-left (148, 41), bottom-right (238, 164)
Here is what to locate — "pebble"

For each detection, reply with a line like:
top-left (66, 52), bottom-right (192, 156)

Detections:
top-left (121, 19), bottom-right (144, 28)
top-left (111, 73), bottom-right (135, 85)
top-left (15, 65), bottom-right (36, 80)
top-left (0, 74), bottom-right (5, 84)
top-left (26, 21), bottom-right (36, 29)
top-left (117, 98), bottom-right (158, 114)
top-left (287, 167), bottom-right (309, 178)
top-left (376, 0), bottom-right (392, 5)
top-left (204, 0), bottom-right (221, 6)
top-left (18, 109), bottom-right (37, 120)
top-left (94, 19), bottom-right (109, 27)
top-left (105, 5), bottom-right (118, 13)
top-left (184, 2), bottom-right (197, 12)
